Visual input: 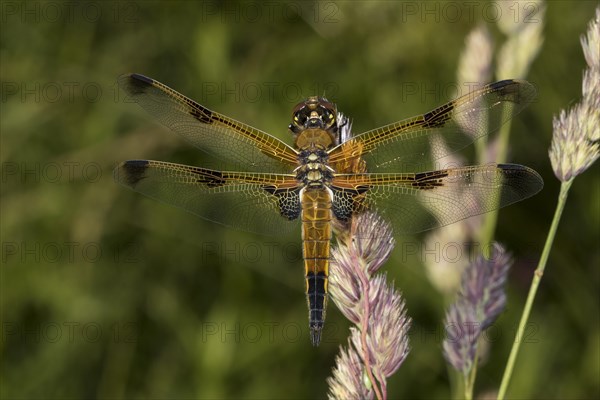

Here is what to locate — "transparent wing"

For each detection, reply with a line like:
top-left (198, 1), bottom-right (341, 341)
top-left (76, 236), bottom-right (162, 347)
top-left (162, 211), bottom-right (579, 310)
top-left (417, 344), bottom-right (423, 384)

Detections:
top-left (331, 163), bottom-right (543, 235)
top-left (328, 80), bottom-right (537, 172)
top-left (119, 74), bottom-right (299, 172)
top-left (113, 160), bottom-right (301, 235)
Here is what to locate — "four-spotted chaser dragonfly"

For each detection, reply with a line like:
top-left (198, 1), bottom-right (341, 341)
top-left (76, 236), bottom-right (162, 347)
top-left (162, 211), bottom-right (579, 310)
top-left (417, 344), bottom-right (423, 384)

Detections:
top-left (114, 73), bottom-right (543, 346)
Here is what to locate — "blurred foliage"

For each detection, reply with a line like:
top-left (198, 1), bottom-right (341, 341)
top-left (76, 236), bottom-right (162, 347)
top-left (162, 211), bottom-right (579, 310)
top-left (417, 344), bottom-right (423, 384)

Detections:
top-left (1, 1), bottom-right (599, 399)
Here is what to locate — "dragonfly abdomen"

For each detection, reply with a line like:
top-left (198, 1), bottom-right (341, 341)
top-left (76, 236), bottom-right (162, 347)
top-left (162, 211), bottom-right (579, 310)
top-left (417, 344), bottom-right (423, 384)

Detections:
top-left (300, 188), bottom-right (332, 346)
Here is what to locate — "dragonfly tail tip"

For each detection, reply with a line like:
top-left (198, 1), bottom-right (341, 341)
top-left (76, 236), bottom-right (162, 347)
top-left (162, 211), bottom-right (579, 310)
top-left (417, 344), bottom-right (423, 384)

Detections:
top-left (310, 326), bottom-right (322, 346)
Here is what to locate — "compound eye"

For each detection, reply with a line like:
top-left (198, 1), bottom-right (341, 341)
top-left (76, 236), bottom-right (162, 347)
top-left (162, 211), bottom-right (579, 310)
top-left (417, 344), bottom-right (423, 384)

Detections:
top-left (321, 108), bottom-right (335, 126)
top-left (294, 111), bottom-right (308, 126)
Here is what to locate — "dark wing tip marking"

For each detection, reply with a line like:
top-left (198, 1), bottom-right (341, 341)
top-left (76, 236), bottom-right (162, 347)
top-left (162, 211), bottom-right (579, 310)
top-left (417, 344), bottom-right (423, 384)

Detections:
top-left (119, 73), bottom-right (214, 124)
top-left (422, 79), bottom-right (535, 130)
top-left (489, 79), bottom-right (518, 91)
top-left (310, 326), bottom-right (323, 346)
top-left (497, 163), bottom-right (544, 196)
top-left (489, 79), bottom-right (537, 103)
top-left (115, 160), bottom-right (150, 188)
top-left (129, 73), bottom-right (154, 84)
top-left (118, 73), bottom-right (154, 95)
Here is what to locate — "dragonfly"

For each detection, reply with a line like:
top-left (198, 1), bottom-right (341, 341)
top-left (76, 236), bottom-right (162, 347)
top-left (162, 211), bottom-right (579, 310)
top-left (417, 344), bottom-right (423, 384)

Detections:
top-left (114, 73), bottom-right (543, 346)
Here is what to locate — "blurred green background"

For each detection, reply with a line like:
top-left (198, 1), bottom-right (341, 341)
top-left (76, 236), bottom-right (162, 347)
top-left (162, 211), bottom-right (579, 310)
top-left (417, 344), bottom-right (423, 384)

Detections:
top-left (2, 1), bottom-right (598, 399)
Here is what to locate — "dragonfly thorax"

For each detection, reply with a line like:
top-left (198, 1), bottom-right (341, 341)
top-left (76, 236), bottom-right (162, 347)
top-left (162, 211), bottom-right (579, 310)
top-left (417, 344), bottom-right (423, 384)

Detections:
top-left (296, 148), bottom-right (334, 188)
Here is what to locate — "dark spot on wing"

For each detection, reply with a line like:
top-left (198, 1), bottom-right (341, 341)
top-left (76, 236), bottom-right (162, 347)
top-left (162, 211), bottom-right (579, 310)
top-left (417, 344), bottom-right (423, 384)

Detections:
top-left (413, 170), bottom-right (449, 189)
top-left (188, 103), bottom-right (214, 124)
top-left (119, 160), bottom-right (150, 187)
top-left (332, 186), bottom-right (370, 221)
top-left (496, 163), bottom-right (544, 197)
top-left (489, 79), bottom-right (530, 103)
top-left (130, 73), bottom-right (154, 85)
top-left (189, 167), bottom-right (226, 187)
top-left (263, 186), bottom-right (301, 220)
top-left (489, 79), bottom-right (516, 93)
top-left (122, 73), bottom-right (154, 95)
top-left (423, 102), bottom-right (455, 128)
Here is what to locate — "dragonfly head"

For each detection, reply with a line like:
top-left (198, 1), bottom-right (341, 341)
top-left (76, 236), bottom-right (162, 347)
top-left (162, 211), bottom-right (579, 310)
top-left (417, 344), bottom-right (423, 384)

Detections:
top-left (289, 96), bottom-right (337, 134)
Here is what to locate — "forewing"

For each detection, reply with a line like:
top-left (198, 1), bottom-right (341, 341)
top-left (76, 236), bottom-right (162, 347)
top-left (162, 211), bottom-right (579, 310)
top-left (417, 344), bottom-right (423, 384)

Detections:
top-left (113, 160), bottom-right (301, 235)
top-left (119, 74), bottom-right (298, 172)
top-left (329, 80), bottom-right (537, 172)
top-left (332, 163), bottom-right (543, 235)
